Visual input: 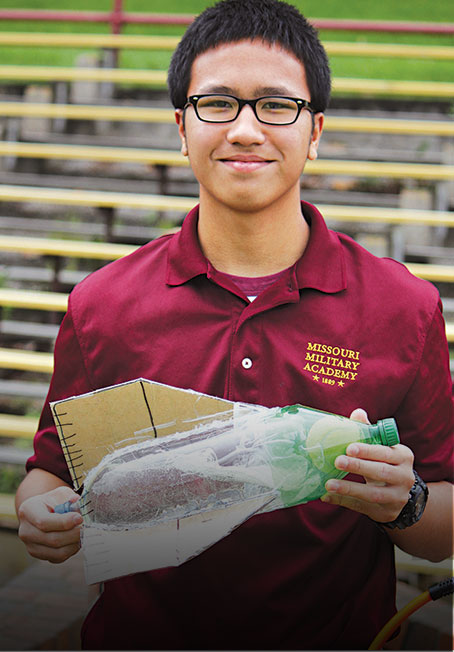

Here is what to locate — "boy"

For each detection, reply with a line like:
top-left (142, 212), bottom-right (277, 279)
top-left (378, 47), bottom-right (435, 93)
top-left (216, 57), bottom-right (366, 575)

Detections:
top-left (16, 1), bottom-right (453, 649)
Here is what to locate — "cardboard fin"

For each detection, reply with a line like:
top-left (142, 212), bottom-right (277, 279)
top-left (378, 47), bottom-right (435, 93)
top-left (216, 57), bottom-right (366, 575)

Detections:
top-left (51, 379), bottom-right (235, 490)
top-left (82, 493), bottom-right (273, 584)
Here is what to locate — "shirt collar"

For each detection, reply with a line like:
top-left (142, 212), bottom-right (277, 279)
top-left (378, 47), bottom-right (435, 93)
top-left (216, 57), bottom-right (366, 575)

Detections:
top-left (295, 201), bottom-right (346, 293)
top-left (166, 205), bottom-right (208, 285)
top-left (166, 202), bottom-right (346, 294)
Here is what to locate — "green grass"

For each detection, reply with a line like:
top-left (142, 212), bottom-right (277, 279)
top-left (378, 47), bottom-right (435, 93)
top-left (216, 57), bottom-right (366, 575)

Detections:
top-left (0, 0), bottom-right (452, 82)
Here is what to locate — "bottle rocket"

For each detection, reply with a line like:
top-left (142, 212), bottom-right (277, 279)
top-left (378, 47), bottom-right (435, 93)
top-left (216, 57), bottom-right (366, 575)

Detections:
top-left (79, 404), bottom-right (400, 530)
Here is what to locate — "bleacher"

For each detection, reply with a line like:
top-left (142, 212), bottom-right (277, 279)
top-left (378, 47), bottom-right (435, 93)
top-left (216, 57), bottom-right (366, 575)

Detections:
top-left (0, 19), bottom-right (453, 522)
top-left (0, 12), bottom-right (453, 651)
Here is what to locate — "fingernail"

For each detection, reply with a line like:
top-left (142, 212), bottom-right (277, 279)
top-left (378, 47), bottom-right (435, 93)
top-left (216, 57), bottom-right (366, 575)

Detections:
top-left (327, 480), bottom-right (340, 492)
top-left (321, 494), bottom-right (331, 503)
top-left (347, 444), bottom-right (359, 456)
top-left (335, 455), bottom-right (348, 469)
top-left (73, 514), bottom-right (83, 525)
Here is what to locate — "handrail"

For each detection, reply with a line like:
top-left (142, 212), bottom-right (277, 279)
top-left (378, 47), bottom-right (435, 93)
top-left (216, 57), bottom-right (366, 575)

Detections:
top-left (0, 66), bottom-right (453, 98)
top-left (0, 347), bottom-right (53, 374)
top-left (325, 116), bottom-right (454, 136)
top-left (0, 414), bottom-right (38, 439)
top-left (405, 265), bottom-right (454, 284)
top-left (0, 32), bottom-right (181, 49)
top-left (312, 18), bottom-right (454, 34)
top-left (0, 33), bottom-right (453, 60)
top-left (1, 142), bottom-right (453, 180)
top-left (0, 101), bottom-right (453, 136)
top-left (1, 188), bottom-right (453, 226)
top-left (332, 78), bottom-right (454, 99)
top-left (0, 235), bottom-right (137, 260)
top-left (0, 142), bottom-right (187, 167)
top-left (0, 65), bottom-right (167, 85)
top-left (0, 288), bottom-right (68, 312)
top-left (0, 10), bottom-right (452, 34)
top-left (325, 42), bottom-right (454, 59)
top-left (0, 492), bottom-right (19, 526)
top-left (1, 236), bottom-right (453, 282)
top-left (0, 185), bottom-right (196, 211)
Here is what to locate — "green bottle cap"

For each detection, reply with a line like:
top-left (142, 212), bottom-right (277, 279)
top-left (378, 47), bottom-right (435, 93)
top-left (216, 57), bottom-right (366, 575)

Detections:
top-left (377, 418), bottom-right (400, 447)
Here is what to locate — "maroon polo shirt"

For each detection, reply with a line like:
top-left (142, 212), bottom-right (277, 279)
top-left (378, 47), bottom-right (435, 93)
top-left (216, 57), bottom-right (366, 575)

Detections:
top-left (28, 202), bottom-right (453, 650)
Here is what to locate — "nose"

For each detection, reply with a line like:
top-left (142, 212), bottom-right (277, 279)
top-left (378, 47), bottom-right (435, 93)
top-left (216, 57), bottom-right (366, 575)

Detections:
top-left (225, 104), bottom-right (266, 146)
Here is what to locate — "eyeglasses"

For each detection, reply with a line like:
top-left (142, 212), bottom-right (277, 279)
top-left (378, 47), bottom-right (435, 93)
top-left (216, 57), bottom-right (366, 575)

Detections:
top-left (184, 94), bottom-right (313, 125)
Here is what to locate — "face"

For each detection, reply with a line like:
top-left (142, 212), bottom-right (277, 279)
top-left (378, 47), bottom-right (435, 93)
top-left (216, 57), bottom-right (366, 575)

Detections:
top-left (176, 39), bottom-right (324, 217)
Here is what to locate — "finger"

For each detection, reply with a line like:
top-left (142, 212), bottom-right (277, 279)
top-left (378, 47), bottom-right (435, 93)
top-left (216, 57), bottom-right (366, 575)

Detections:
top-left (325, 477), bottom-right (401, 505)
top-left (18, 488), bottom-right (83, 532)
top-left (25, 541), bottom-right (81, 563)
top-left (18, 519), bottom-right (82, 549)
top-left (349, 408), bottom-right (370, 424)
top-left (343, 442), bottom-right (412, 465)
top-left (321, 491), bottom-right (393, 520)
top-left (19, 501), bottom-right (83, 533)
top-left (47, 511), bottom-right (83, 532)
top-left (321, 487), bottom-right (404, 522)
top-left (334, 454), bottom-right (413, 488)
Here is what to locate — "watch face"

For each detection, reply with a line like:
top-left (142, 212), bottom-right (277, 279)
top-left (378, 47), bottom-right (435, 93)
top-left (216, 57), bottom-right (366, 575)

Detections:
top-left (413, 483), bottom-right (428, 520)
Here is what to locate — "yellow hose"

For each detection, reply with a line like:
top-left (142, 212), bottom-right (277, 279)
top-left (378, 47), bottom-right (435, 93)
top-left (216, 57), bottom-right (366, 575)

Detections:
top-left (368, 590), bottom-right (431, 650)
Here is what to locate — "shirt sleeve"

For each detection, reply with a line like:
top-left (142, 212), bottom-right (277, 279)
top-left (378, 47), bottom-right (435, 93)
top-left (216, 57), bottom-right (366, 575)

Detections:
top-left (26, 303), bottom-right (93, 485)
top-left (394, 299), bottom-right (454, 483)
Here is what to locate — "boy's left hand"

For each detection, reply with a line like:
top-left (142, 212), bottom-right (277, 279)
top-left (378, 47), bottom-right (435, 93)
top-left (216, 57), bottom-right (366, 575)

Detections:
top-left (321, 408), bottom-right (415, 524)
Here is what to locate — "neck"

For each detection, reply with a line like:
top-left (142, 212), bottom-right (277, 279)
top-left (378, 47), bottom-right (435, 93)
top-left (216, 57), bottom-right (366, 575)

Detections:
top-left (197, 192), bottom-right (310, 277)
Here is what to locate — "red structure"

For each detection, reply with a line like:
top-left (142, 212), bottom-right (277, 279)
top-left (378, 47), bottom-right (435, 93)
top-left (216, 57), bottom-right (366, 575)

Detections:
top-left (0, 3), bottom-right (452, 35)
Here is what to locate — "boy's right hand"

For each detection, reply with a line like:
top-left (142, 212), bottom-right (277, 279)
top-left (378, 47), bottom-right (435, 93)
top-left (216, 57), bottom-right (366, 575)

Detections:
top-left (17, 486), bottom-right (83, 563)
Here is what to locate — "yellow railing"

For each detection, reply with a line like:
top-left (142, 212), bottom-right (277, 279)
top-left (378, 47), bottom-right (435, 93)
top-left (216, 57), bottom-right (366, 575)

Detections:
top-left (1, 102), bottom-right (453, 136)
top-left (0, 65), bottom-right (453, 98)
top-left (1, 142), bottom-right (454, 180)
top-left (0, 32), bottom-right (453, 61)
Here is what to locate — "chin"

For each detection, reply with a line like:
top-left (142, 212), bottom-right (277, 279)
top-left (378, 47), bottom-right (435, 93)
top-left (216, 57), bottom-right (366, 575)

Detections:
top-left (222, 198), bottom-right (271, 215)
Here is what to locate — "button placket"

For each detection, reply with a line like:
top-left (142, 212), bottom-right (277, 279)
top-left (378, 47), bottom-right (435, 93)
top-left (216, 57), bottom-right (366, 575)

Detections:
top-left (227, 306), bottom-right (262, 404)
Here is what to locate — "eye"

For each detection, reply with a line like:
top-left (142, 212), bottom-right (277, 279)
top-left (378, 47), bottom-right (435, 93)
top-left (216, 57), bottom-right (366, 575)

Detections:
top-left (262, 101), bottom-right (285, 110)
top-left (198, 96), bottom-right (236, 110)
top-left (261, 99), bottom-right (295, 112)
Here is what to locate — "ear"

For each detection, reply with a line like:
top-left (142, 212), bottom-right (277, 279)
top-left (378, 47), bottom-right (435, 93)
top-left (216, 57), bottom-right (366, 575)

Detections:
top-left (175, 109), bottom-right (188, 157)
top-left (307, 112), bottom-right (324, 161)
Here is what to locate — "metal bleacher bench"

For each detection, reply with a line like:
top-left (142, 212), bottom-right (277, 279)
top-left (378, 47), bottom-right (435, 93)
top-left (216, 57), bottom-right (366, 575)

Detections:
top-left (1, 32), bottom-right (453, 583)
top-left (0, 64), bottom-right (453, 99)
top-left (1, 102), bottom-right (453, 137)
top-left (1, 228), bottom-right (453, 328)
top-left (0, 31), bottom-right (453, 61)
top-left (1, 142), bottom-right (454, 181)
top-left (1, 187), bottom-right (454, 224)
top-left (0, 30), bottom-right (452, 97)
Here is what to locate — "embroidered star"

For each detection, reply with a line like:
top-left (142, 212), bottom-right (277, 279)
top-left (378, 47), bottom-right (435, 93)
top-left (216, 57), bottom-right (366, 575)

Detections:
top-left (338, 381), bottom-right (345, 387)
top-left (313, 374), bottom-right (320, 382)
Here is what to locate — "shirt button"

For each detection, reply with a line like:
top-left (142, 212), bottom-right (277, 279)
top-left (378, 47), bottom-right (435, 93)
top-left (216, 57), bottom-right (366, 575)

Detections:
top-left (242, 357), bottom-right (253, 369)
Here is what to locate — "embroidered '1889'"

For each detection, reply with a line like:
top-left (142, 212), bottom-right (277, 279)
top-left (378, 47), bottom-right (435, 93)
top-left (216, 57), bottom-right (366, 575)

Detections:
top-left (303, 342), bottom-right (361, 386)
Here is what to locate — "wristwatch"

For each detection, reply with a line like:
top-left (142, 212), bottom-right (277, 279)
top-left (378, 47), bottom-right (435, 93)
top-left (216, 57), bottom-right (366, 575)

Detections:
top-left (382, 470), bottom-right (429, 530)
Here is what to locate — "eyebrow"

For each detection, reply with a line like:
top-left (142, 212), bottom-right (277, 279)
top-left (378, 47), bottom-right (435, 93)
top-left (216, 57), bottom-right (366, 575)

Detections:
top-left (196, 84), bottom-right (296, 97)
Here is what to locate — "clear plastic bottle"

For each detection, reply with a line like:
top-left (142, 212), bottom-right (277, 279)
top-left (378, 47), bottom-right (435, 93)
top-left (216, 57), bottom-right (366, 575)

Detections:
top-left (82, 404), bottom-right (399, 529)
top-left (262, 405), bottom-right (399, 508)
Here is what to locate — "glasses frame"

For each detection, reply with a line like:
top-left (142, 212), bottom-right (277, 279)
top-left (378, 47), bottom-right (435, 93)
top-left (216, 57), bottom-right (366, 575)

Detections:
top-left (184, 94), bottom-right (314, 125)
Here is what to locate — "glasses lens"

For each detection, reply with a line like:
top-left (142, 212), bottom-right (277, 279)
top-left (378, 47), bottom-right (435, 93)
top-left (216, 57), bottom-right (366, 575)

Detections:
top-left (257, 97), bottom-right (298, 124)
top-left (196, 95), bottom-right (238, 122)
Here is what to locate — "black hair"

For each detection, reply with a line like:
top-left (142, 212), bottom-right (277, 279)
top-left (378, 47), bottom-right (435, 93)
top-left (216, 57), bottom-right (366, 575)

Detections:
top-left (167, 0), bottom-right (331, 114)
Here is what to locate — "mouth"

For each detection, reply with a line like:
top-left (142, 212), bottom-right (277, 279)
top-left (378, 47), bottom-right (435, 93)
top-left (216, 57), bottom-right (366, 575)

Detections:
top-left (219, 156), bottom-right (274, 172)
